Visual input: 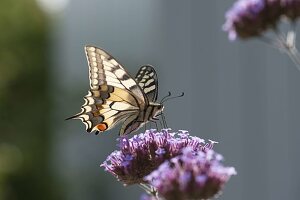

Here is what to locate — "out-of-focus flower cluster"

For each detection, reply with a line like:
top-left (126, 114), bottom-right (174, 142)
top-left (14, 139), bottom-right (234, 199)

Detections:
top-left (282, 0), bottom-right (300, 21)
top-left (140, 194), bottom-right (157, 200)
top-left (144, 147), bottom-right (236, 200)
top-left (223, 0), bottom-right (300, 40)
top-left (101, 129), bottom-right (217, 185)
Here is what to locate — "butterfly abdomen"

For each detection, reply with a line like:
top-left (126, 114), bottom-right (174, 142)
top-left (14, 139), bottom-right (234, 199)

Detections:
top-left (142, 103), bottom-right (164, 122)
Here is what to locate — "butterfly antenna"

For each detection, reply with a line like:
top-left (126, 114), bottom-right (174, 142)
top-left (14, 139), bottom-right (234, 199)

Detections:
top-left (161, 92), bottom-right (184, 104)
top-left (160, 92), bottom-right (172, 103)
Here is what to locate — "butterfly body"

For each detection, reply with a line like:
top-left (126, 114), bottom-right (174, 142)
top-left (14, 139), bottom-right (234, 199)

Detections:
top-left (67, 46), bottom-right (163, 136)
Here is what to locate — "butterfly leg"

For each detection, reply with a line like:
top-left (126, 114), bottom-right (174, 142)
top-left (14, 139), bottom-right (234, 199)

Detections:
top-left (154, 121), bottom-right (158, 131)
top-left (158, 119), bottom-right (163, 130)
top-left (144, 122), bottom-right (147, 132)
top-left (161, 113), bottom-right (168, 128)
top-left (153, 113), bottom-right (168, 129)
top-left (148, 121), bottom-right (155, 130)
top-left (149, 120), bottom-right (158, 131)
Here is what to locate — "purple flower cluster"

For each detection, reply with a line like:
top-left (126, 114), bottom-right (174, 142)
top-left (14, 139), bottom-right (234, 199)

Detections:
top-left (282, 0), bottom-right (300, 20)
top-left (144, 147), bottom-right (236, 200)
top-left (101, 129), bottom-right (216, 185)
top-left (223, 0), bottom-right (300, 40)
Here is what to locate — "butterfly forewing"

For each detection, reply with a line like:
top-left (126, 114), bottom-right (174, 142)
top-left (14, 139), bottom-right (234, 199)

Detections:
top-left (85, 46), bottom-right (147, 105)
top-left (135, 65), bottom-right (158, 102)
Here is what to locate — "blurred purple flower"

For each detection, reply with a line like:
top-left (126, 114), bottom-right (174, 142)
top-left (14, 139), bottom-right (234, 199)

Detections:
top-left (223, 0), bottom-right (282, 40)
top-left (144, 147), bottom-right (236, 200)
top-left (224, 0), bottom-right (300, 71)
top-left (281, 0), bottom-right (300, 21)
top-left (140, 194), bottom-right (157, 200)
top-left (101, 129), bottom-right (216, 185)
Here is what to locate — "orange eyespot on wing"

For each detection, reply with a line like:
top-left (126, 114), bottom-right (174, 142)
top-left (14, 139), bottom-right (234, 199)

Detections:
top-left (97, 123), bottom-right (108, 131)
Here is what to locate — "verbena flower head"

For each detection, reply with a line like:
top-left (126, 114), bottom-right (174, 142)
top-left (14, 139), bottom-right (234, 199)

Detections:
top-left (223, 0), bottom-right (300, 40)
top-left (223, 0), bottom-right (282, 40)
top-left (101, 129), bottom-right (216, 185)
top-left (144, 147), bottom-right (236, 200)
top-left (281, 0), bottom-right (300, 21)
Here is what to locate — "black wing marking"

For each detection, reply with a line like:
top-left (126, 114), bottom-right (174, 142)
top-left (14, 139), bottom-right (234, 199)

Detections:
top-left (135, 65), bottom-right (158, 102)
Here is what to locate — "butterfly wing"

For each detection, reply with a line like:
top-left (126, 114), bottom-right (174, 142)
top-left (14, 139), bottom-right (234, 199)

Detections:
top-left (120, 112), bottom-right (142, 136)
top-left (67, 46), bottom-right (148, 135)
top-left (135, 65), bottom-right (158, 102)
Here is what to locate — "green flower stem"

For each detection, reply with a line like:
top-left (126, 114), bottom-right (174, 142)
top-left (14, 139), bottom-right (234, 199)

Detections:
top-left (274, 28), bottom-right (300, 72)
top-left (139, 183), bottom-right (162, 200)
top-left (285, 47), bottom-right (300, 71)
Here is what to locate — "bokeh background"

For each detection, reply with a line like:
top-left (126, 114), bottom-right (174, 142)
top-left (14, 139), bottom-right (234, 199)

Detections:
top-left (1, 0), bottom-right (299, 199)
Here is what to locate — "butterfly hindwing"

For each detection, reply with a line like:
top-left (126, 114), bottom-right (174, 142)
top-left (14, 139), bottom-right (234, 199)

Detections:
top-left (67, 86), bottom-right (140, 133)
top-left (135, 65), bottom-right (158, 102)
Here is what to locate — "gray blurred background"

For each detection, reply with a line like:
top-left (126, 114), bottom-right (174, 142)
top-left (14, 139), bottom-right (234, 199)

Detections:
top-left (1, 0), bottom-right (299, 199)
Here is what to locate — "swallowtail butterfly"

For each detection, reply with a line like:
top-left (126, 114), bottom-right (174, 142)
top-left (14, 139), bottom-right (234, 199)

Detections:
top-left (67, 46), bottom-right (164, 135)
